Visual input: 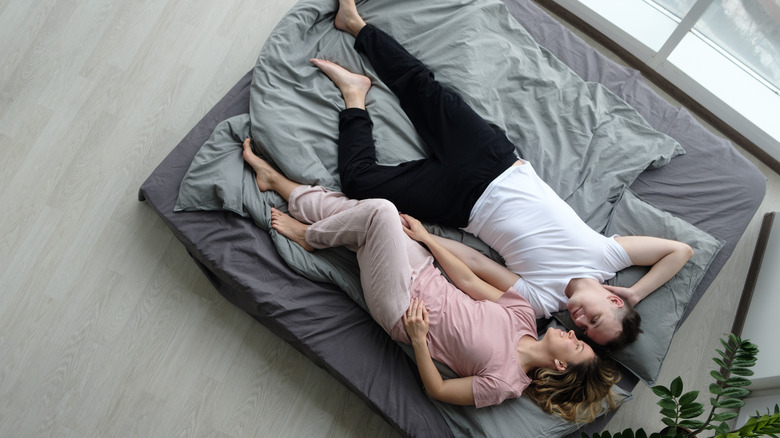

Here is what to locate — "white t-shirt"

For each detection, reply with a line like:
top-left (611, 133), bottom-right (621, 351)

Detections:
top-left (463, 163), bottom-right (632, 319)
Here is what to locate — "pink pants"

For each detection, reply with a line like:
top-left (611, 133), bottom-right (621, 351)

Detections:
top-left (288, 185), bottom-right (434, 332)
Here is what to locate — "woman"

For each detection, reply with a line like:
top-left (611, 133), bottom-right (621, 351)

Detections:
top-left (310, 0), bottom-right (694, 350)
top-left (241, 138), bottom-right (619, 421)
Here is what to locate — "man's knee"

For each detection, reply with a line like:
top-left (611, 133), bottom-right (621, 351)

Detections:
top-left (339, 162), bottom-right (375, 198)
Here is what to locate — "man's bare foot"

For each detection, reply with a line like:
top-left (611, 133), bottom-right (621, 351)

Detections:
top-left (310, 59), bottom-right (371, 109)
top-left (334, 0), bottom-right (365, 37)
top-left (242, 138), bottom-right (280, 192)
top-left (271, 207), bottom-right (314, 252)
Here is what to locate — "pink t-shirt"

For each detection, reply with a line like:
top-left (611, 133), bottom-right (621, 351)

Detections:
top-left (392, 264), bottom-right (537, 408)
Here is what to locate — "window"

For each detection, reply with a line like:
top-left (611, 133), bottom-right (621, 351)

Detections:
top-left (552, 0), bottom-right (780, 167)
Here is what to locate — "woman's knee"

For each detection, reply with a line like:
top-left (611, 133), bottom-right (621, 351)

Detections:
top-left (362, 198), bottom-right (399, 225)
top-left (364, 198), bottom-right (397, 214)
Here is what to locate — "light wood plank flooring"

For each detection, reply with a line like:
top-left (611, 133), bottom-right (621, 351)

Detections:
top-left (1, 0), bottom-right (777, 437)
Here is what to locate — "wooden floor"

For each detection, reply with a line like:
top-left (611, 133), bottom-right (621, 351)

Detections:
top-left (1, 0), bottom-right (777, 437)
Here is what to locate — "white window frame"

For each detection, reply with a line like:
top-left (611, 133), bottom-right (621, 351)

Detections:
top-left (546, 0), bottom-right (780, 172)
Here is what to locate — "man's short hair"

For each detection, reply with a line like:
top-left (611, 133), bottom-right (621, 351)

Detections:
top-left (605, 302), bottom-right (642, 351)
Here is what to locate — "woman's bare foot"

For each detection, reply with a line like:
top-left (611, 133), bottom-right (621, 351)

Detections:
top-left (310, 58), bottom-right (371, 109)
top-left (271, 207), bottom-right (314, 252)
top-left (334, 0), bottom-right (365, 37)
top-left (242, 138), bottom-right (278, 192)
top-left (242, 138), bottom-right (300, 200)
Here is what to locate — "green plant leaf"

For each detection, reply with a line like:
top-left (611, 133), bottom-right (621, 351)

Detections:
top-left (717, 421), bottom-right (731, 435)
top-left (733, 357), bottom-right (757, 367)
top-left (715, 348), bottom-right (728, 359)
top-left (660, 408), bottom-right (678, 418)
top-left (713, 412), bottom-right (739, 422)
top-left (711, 370), bottom-right (726, 382)
top-left (727, 333), bottom-right (739, 348)
top-left (670, 376), bottom-right (683, 397)
top-left (712, 357), bottom-right (727, 369)
top-left (680, 404), bottom-right (705, 419)
top-left (679, 390), bottom-right (699, 405)
top-left (719, 398), bottom-right (746, 409)
top-left (742, 341), bottom-right (758, 352)
top-left (652, 385), bottom-right (673, 398)
top-left (658, 399), bottom-right (677, 410)
top-left (720, 387), bottom-right (750, 398)
top-left (735, 356), bottom-right (758, 366)
top-left (736, 350), bottom-right (757, 359)
top-left (710, 383), bottom-right (723, 395)
top-left (725, 376), bottom-right (751, 386)
top-left (739, 422), bottom-right (756, 435)
top-left (731, 367), bottom-right (755, 377)
top-left (661, 418), bottom-right (676, 428)
top-left (758, 411), bottom-right (780, 427)
top-left (733, 361), bottom-right (757, 371)
top-left (679, 419), bottom-right (705, 429)
top-left (711, 397), bottom-right (721, 407)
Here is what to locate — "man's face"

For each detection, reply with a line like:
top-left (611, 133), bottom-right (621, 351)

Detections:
top-left (566, 283), bottom-right (624, 345)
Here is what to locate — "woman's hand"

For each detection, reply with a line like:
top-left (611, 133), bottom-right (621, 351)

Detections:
top-left (403, 297), bottom-right (429, 346)
top-left (402, 297), bottom-right (476, 406)
top-left (400, 213), bottom-right (431, 244)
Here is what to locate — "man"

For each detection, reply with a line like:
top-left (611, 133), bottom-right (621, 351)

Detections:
top-left (314, 0), bottom-right (694, 350)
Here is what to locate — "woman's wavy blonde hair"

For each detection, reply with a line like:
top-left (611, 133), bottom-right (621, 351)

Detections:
top-left (524, 355), bottom-right (621, 423)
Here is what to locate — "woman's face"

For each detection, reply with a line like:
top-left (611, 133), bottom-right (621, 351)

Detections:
top-left (544, 327), bottom-right (595, 369)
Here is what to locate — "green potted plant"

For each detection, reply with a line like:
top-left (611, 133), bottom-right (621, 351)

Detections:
top-left (586, 333), bottom-right (780, 438)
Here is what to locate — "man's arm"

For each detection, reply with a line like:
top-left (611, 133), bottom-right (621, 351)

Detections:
top-left (611, 236), bottom-right (694, 306)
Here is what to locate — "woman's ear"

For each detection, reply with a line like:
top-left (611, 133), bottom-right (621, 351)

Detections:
top-left (554, 359), bottom-right (567, 371)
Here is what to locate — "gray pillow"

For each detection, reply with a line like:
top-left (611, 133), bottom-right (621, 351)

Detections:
top-left (554, 188), bottom-right (724, 384)
top-left (434, 386), bottom-right (632, 438)
top-left (174, 114), bottom-right (254, 217)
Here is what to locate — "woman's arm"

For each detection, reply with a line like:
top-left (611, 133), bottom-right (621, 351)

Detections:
top-left (404, 298), bottom-right (475, 405)
top-left (400, 214), bottom-right (509, 302)
top-left (610, 236), bottom-right (694, 306)
top-left (429, 235), bottom-right (519, 293)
